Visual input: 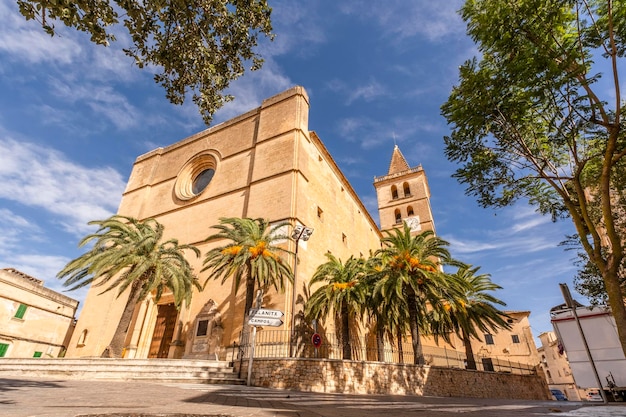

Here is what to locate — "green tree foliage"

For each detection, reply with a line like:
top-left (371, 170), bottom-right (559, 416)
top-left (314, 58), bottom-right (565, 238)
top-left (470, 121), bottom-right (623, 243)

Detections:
top-left (441, 0), bottom-right (626, 356)
top-left (305, 254), bottom-right (367, 360)
top-left (202, 217), bottom-right (293, 324)
top-left (561, 234), bottom-right (625, 305)
top-left (58, 215), bottom-right (201, 358)
top-left (432, 264), bottom-right (510, 370)
top-left (365, 254), bottom-right (411, 363)
top-left (16, 0), bottom-right (273, 125)
top-left (375, 225), bottom-right (458, 364)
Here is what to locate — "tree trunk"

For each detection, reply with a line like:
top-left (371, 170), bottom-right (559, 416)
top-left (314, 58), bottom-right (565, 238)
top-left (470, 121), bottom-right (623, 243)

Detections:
top-left (103, 280), bottom-right (142, 358)
top-left (397, 327), bottom-right (404, 364)
top-left (376, 324), bottom-right (385, 362)
top-left (241, 271), bottom-right (257, 343)
top-left (602, 265), bottom-right (626, 358)
top-left (462, 328), bottom-right (477, 370)
top-left (341, 302), bottom-right (351, 360)
top-left (406, 287), bottom-right (423, 364)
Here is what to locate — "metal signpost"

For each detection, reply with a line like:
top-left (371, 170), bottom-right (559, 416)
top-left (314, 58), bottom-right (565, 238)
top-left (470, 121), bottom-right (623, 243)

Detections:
top-left (246, 303), bottom-right (284, 386)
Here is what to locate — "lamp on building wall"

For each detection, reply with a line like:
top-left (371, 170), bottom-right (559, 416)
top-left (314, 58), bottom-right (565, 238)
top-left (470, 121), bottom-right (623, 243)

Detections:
top-left (290, 225), bottom-right (313, 357)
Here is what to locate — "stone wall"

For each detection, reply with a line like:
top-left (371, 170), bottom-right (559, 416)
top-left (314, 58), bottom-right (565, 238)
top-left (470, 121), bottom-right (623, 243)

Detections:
top-left (239, 358), bottom-right (551, 400)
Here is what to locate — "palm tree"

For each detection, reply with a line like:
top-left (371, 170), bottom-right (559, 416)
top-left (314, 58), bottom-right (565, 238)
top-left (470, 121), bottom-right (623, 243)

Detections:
top-left (363, 254), bottom-right (408, 362)
top-left (435, 264), bottom-right (511, 370)
top-left (202, 217), bottom-right (293, 323)
top-left (305, 254), bottom-right (367, 360)
top-left (377, 224), bottom-right (454, 364)
top-left (58, 215), bottom-right (201, 358)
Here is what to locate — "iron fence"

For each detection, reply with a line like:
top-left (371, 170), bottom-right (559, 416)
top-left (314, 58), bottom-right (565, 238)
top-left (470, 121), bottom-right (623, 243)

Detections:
top-left (237, 329), bottom-right (537, 376)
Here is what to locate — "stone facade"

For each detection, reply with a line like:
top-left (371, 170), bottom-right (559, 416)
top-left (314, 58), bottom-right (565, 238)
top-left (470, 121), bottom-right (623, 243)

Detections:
top-left (67, 86), bottom-right (383, 359)
top-left (0, 268), bottom-right (78, 358)
top-left (66, 86), bottom-right (543, 378)
top-left (240, 358), bottom-right (551, 400)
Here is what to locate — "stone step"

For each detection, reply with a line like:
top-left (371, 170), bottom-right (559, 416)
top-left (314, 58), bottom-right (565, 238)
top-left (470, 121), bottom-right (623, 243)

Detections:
top-left (0, 358), bottom-right (246, 385)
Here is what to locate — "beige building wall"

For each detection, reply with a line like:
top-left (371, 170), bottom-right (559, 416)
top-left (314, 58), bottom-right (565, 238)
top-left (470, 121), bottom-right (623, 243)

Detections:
top-left (67, 86), bottom-right (382, 359)
top-left (467, 311), bottom-right (540, 368)
top-left (0, 268), bottom-right (78, 358)
top-left (538, 331), bottom-right (582, 400)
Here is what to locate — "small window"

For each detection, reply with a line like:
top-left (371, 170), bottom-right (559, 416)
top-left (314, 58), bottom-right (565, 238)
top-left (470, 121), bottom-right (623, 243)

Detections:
top-left (546, 370), bottom-right (552, 379)
top-left (481, 357), bottom-right (494, 372)
top-left (407, 206), bottom-right (414, 216)
top-left (342, 233), bottom-right (347, 244)
top-left (317, 207), bottom-right (324, 220)
top-left (196, 320), bottom-right (209, 337)
top-left (0, 343), bottom-right (9, 357)
top-left (484, 334), bottom-right (494, 345)
top-left (14, 304), bottom-right (27, 319)
top-left (394, 209), bottom-right (402, 224)
top-left (391, 185), bottom-right (398, 200)
top-left (77, 329), bottom-right (88, 347)
top-left (33, 351), bottom-right (42, 358)
top-left (403, 182), bottom-right (411, 197)
top-left (511, 334), bottom-right (520, 344)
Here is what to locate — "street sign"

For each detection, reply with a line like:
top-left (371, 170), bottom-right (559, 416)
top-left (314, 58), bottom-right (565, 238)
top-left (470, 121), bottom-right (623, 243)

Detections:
top-left (249, 308), bottom-right (284, 319)
top-left (312, 333), bottom-right (322, 348)
top-left (248, 316), bottom-right (284, 327)
top-left (248, 308), bottom-right (284, 327)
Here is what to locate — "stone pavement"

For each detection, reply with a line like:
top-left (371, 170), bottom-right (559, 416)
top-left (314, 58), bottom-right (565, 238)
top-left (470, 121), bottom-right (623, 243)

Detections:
top-left (2, 377), bottom-right (625, 417)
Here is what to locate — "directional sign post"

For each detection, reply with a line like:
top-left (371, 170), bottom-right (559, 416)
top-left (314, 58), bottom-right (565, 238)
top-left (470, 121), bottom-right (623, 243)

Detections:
top-left (248, 308), bottom-right (284, 327)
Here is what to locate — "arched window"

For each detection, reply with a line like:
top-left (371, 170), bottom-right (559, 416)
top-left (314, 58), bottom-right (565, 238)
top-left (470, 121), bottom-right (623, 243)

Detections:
top-left (77, 329), bottom-right (88, 347)
top-left (403, 182), bottom-right (411, 197)
top-left (407, 206), bottom-right (414, 216)
top-left (394, 209), bottom-right (402, 224)
top-left (391, 185), bottom-right (398, 200)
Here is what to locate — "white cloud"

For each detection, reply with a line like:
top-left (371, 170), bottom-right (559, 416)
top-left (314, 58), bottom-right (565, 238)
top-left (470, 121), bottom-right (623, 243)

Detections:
top-left (346, 80), bottom-right (388, 105)
top-left (261, 0), bottom-right (328, 58)
top-left (213, 60), bottom-right (293, 123)
top-left (338, 0), bottom-right (465, 42)
top-left (48, 78), bottom-right (141, 130)
top-left (0, 137), bottom-right (126, 236)
top-left (0, 2), bottom-right (82, 65)
top-left (0, 208), bottom-right (43, 255)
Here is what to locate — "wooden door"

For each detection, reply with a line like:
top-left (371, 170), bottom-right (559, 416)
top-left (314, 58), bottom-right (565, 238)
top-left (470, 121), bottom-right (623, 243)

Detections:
top-left (148, 303), bottom-right (177, 358)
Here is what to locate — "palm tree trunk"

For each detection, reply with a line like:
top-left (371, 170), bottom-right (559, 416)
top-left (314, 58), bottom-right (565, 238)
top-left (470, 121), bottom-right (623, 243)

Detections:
top-left (103, 281), bottom-right (142, 358)
top-left (341, 302), bottom-right (351, 360)
top-left (406, 287), bottom-right (423, 365)
top-left (376, 323), bottom-right (385, 362)
top-left (462, 328), bottom-right (477, 370)
top-left (242, 272), bottom-right (256, 345)
top-left (396, 327), bottom-right (404, 364)
top-left (244, 275), bottom-right (256, 317)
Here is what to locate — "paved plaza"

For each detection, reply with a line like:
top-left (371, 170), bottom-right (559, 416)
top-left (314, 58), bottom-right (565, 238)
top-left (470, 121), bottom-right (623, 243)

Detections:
top-left (2, 377), bottom-right (625, 417)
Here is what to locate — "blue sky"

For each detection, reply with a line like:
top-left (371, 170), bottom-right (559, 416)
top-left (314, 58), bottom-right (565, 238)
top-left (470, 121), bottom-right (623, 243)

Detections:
top-left (0, 0), bottom-right (580, 340)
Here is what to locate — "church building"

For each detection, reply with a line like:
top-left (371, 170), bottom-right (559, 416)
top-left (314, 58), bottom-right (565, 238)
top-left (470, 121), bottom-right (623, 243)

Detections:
top-left (67, 86), bottom-right (436, 359)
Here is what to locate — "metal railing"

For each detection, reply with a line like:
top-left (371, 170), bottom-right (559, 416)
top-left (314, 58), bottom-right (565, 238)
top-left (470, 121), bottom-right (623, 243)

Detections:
top-left (237, 329), bottom-right (537, 376)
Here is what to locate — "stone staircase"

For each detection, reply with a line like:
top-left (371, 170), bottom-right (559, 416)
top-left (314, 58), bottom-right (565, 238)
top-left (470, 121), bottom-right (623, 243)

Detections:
top-left (0, 358), bottom-right (246, 385)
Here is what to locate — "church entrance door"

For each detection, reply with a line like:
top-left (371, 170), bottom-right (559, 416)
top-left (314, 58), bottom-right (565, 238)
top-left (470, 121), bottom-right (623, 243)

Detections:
top-left (148, 303), bottom-right (177, 358)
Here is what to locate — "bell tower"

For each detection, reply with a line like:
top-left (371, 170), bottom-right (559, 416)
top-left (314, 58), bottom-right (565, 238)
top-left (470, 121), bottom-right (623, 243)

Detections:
top-left (374, 145), bottom-right (435, 234)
